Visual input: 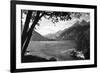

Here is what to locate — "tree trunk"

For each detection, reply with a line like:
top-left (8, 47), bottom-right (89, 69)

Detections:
top-left (22, 11), bottom-right (32, 48)
top-left (21, 11), bottom-right (41, 59)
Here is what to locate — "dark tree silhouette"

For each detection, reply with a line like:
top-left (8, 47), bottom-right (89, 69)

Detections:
top-left (21, 10), bottom-right (83, 59)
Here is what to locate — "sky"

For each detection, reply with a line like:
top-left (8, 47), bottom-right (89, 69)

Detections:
top-left (35, 13), bottom-right (90, 36)
top-left (35, 17), bottom-right (77, 35)
top-left (22, 12), bottom-right (90, 36)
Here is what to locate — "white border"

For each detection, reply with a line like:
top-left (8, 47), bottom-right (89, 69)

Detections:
top-left (16, 4), bottom-right (94, 69)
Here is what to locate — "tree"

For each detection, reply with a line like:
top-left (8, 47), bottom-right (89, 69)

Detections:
top-left (21, 10), bottom-right (84, 58)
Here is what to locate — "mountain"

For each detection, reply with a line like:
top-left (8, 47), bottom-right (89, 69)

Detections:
top-left (44, 20), bottom-right (90, 40)
top-left (44, 33), bottom-right (56, 39)
top-left (44, 30), bottom-right (62, 39)
top-left (54, 20), bottom-right (90, 59)
top-left (31, 30), bottom-right (54, 41)
top-left (33, 20), bottom-right (90, 41)
top-left (57, 20), bottom-right (90, 40)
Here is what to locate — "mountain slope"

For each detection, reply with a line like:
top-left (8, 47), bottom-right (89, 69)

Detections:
top-left (57, 20), bottom-right (90, 40)
top-left (44, 20), bottom-right (90, 40)
top-left (56, 20), bottom-right (90, 59)
top-left (31, 30), bottom-right (51, 41)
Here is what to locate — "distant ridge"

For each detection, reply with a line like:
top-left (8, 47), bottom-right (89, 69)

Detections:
top-left (31, 30), bottom-right (54, 41)
top-left (58, 20), bottom-right (90, 40)
top-left (43, 20), bottom-right (90, 41)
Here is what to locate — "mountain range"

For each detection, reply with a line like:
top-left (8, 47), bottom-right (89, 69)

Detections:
top-left (43, 20), bottom-right (90, 40)
top-left (31, 30), bottom-right (54, 41)
top-left (31, 20), bottom-right (90, 41)
top-left (57, 20), bottom-right (90, 40)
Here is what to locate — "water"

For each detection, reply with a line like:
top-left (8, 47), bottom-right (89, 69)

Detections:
top-left (26, 40), bottom-right (77, 61)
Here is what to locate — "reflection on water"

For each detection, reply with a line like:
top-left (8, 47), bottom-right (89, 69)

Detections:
top-left (26, 41), bottom-right (77, 61)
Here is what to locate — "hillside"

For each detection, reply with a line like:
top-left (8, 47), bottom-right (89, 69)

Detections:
top-left (58, 20), bottom-right (90, 40)
top-left (44, 30), bottom-right (62, 39)
top-left (44, 20), bottom-right (90, 41)
top-left (31, 30), bottom-right (48, 41)
top-left (57, 20), bottom-right (90, 59)
top-left (31, 30), bottom-right (54, 41)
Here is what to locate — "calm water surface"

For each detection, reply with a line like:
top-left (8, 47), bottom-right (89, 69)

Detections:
top-left (26, 41), bottom-right (77, 60)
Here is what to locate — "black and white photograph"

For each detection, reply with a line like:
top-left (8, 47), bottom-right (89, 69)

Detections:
top-left (11, 1), bottom-right (97, 72)
top-left (21, 10), bottom-right (90, 62)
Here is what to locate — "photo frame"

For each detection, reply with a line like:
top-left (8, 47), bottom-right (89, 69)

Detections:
top-left (10, 0), bottom-right (97, 72)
